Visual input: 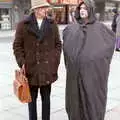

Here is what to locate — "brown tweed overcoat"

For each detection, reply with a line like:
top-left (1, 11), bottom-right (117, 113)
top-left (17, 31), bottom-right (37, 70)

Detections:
top-left (13, 13), bottom-right (62, 86)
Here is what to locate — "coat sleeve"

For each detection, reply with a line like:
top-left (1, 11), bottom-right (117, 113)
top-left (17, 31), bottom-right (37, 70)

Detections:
top-left (54, 23), bottom-right (62, 59)
top-left (13, 22), bottom-right (25, 68)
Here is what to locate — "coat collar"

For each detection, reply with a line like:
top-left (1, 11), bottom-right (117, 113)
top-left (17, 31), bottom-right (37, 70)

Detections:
top-left (24, 12), bottom-right (54, 24)
top-left (24, 13), bottom-right (54, 41)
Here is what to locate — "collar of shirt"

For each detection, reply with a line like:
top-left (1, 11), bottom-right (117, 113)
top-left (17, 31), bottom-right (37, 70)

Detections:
top-left (37, 19), bottom-right (43, 29)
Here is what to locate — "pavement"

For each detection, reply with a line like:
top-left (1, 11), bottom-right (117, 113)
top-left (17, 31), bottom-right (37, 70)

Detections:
top-left (0, 30), bottom-right (15, 38)
top-left (1, 22), bottom-right (120, 120)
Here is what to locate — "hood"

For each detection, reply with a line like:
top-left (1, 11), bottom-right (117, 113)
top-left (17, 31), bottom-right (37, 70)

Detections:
top-left (75, 0), bottom-right (96, 24)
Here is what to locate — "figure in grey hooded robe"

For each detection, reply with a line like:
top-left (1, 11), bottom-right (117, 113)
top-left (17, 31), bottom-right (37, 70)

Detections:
top-left (63, 0), bottom-right (115, 120)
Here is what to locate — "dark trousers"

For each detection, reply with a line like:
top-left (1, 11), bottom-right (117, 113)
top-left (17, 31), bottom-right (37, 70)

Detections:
top-left (28, 85), bottom-right (51, 120)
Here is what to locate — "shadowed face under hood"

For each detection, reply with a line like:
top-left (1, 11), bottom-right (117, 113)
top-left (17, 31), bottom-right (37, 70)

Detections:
top-left (75, 0), bottom-right (96, 24)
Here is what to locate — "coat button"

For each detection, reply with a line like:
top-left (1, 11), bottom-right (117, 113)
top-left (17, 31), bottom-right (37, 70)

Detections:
top-left (36, 52), bottom-right (39, 55)
top-left (44, 61), bottom-right (48, 64)
top-left (37, 61), bottom-right (40, 64)
top-left (36, 43), bottom-right (39, 46)
top-left (46, 81), bottom-right (50, 84)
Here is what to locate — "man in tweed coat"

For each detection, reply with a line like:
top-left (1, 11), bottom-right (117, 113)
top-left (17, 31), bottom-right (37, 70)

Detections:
top-left (13, 0), bottom-right (62, 120)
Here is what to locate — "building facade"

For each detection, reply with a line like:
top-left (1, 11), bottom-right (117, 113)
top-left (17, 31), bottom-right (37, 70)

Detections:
top-left (0, 0), bottom-right (13, 30)
top-left (47, 0), bottom-right (82, 24)
top-left (12, 0), bottom-right (31, 29)
top-left (0, 0), bottom-right (31, 30)
top-left (104, 0), bottom-right (120, 20)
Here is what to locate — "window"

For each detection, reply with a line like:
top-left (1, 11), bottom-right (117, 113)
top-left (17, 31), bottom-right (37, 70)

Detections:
top-left (53, 6), bottom-right (66, 24)
top-left (0, 8), bottom-right (11, 30)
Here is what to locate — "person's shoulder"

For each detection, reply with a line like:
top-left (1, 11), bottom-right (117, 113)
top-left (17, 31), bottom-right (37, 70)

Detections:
top-left (16, 19), bottom-right (28, 32)
top-left (17, 14), bottom-right (32, 27)
top-left (46, 17), bottom-right (58, 29)
top-left (64, 23), bottom-right (79, 31)
top-left (63, 24), bottom-right (72, 34)
top-left (63, 23), bottom-right (79, 38)
top-left (68, 23), bottom-right (79, 28)
top-left (49, 19), bottom-right (59, 30)
top-left (17, 20), bottom-right (26, 28)
top-left (94, 21), bottom-right (108, 29)
top-left (95, 21), bottom-right (115, 36)
top-left (46, 17), bottom-right (55, 24)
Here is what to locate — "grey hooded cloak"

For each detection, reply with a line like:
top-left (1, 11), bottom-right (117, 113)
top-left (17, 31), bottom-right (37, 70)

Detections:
top-left (63, 0), bottom-right (115, 120)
